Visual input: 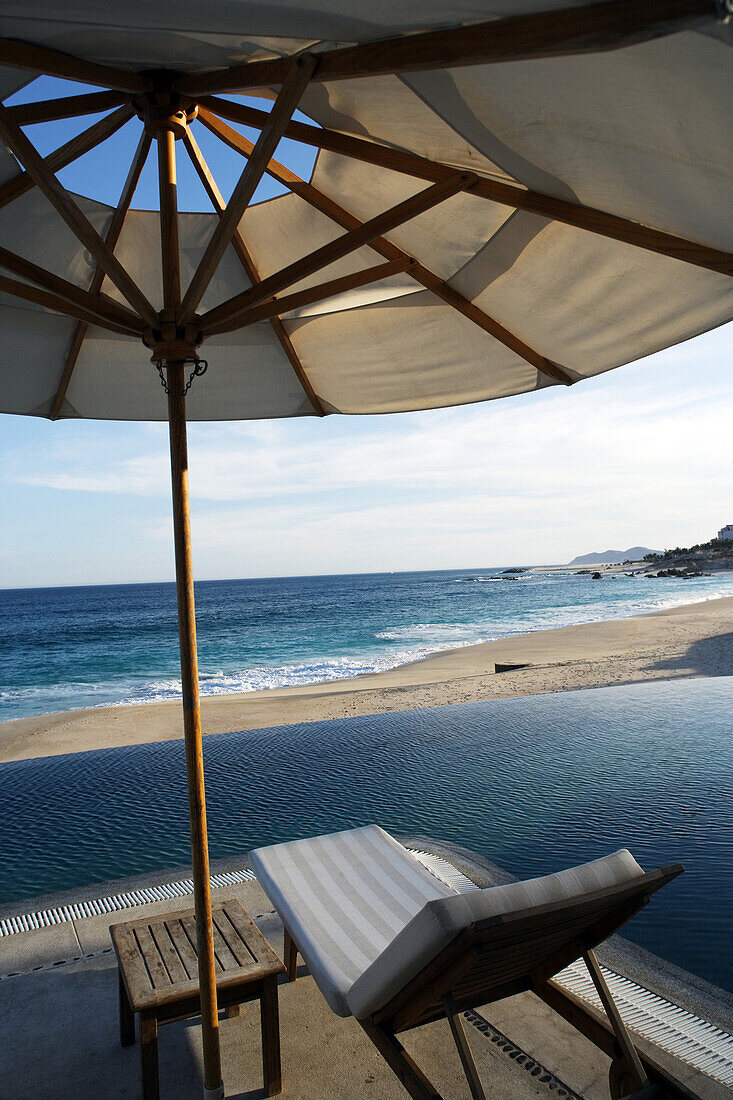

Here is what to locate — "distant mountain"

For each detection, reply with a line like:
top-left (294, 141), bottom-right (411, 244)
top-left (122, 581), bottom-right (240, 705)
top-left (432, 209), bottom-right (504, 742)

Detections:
top-left (569, 547), bottom-right (658, 566)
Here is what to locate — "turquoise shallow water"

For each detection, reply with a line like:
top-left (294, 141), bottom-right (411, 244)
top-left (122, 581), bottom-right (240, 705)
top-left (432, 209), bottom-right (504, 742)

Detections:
top-left (2, 568), bottom-right (733, 720)
top-left (1, 678), bottom-right (731, 991)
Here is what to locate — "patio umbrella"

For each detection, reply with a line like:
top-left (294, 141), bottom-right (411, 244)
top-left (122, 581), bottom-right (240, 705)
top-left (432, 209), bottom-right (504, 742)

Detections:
top-left (0, 2), bottom-right (730, 1094)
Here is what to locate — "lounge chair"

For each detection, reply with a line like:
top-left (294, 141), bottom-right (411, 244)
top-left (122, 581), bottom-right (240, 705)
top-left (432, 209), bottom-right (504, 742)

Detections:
top-left (251, 825), bottom-right (683, 1100)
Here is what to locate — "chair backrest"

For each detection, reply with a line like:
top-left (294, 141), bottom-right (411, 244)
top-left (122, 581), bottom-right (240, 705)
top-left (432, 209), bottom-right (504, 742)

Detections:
top-left (350, 858), bottom-right (683, 1029)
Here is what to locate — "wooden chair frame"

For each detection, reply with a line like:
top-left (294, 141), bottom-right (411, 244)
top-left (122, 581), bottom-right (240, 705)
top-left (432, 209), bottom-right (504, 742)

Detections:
top-left (285, 865), bottom-right (684, 1100)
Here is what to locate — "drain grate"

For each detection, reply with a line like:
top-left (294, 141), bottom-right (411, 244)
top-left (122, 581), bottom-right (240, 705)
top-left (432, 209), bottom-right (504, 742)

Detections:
top-left (464, 1007), bottom-right (583, 1098)
top-left (408, 848), bottom-right (482, 892)
top-left (553, 959), bottom-right (733, 1089)
top-left (0, 866), bottom-right (255, 936)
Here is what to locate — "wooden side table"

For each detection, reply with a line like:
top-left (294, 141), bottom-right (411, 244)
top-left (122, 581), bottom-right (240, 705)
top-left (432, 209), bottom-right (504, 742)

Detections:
top-left (110, 899), bottom-right (285, 1100)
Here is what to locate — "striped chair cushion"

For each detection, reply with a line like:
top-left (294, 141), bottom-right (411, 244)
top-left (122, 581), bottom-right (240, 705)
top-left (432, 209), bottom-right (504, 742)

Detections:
top-left (251, 826), bottom-right (644, 1020)
top-left (347, 848), bottom-right (644, 1018)
top-left (250, 825), bottom-right (456, 1016)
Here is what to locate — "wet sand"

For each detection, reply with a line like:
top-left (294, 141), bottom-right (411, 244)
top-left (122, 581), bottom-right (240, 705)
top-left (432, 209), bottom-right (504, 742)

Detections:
top-left (1, 595), bottom-right (731, 763)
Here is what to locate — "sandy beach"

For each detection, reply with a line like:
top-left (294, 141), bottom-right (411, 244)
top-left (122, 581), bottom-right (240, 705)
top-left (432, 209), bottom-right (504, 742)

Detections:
top-left (1, 595), bottom-right (731, 764)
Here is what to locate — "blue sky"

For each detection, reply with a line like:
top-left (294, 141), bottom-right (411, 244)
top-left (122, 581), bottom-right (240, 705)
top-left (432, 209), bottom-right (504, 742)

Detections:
top-left (0, 80), bottom-right (731, 588)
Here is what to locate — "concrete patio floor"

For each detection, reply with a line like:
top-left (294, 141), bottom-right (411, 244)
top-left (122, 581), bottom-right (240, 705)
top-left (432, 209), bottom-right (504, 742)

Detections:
top-left (1, 845), bottom-right (731, 1100)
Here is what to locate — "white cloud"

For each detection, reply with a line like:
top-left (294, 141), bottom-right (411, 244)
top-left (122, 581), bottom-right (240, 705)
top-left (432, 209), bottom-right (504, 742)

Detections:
top-left (18, 368), bottom-right (729, 503)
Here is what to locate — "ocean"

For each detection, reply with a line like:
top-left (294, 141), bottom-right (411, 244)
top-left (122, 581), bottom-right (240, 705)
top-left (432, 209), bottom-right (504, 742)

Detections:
top-left (2, 566), bottom-right (733, 721)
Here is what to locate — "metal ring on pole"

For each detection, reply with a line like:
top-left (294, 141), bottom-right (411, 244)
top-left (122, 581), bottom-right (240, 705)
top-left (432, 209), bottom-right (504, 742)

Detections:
top-left (202, 1082), bottom-right (225, 1100)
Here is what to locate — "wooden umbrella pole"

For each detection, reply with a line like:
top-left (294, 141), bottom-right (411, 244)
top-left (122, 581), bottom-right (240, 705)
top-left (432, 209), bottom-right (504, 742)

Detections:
top-left (167, 371), bottom-right (223, 1098)
top-left (158, 123), bottom-right (223, 1098)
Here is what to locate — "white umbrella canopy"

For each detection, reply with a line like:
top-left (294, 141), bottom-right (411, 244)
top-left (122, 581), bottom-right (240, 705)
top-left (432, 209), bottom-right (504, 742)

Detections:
top-left (0, 0), bottom-right (730, 422)
top-left (0, 2), bottom-right (731, 1095)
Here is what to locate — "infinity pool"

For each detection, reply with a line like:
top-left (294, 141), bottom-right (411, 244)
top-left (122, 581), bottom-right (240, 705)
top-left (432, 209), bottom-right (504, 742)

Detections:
top-left (1, 678), bottom-right (731, 990)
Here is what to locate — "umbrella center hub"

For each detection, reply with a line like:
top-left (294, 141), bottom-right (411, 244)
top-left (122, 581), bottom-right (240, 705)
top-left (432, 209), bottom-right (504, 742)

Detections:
top-left (133, 84), bottom-right (197, 139)
top-left (144, 311), bottom-right (203, 363)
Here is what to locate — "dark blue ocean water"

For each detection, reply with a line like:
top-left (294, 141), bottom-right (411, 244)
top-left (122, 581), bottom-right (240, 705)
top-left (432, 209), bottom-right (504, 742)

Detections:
top-left (2, 568), bottom-right (732, 721)
top-left (1, 679), bottom-right (731, 991)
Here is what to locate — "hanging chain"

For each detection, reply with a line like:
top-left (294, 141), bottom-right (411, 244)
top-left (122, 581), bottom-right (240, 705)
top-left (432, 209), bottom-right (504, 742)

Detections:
top-left (155, 358), bottom-right (208, 398)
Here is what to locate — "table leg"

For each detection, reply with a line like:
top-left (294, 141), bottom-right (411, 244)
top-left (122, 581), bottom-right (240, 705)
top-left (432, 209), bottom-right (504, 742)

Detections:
top-left (140, 1009), bottom-right (159, 1100)
top-left (260, 975), bottom-right (282, 1096)
top-left (119, 970), bottom-right (135, 1047)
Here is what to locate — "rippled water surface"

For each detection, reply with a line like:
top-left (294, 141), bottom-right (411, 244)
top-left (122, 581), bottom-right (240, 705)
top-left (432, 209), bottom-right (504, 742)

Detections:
top-left (2, 569), bottom-right (733, 719)
top-left (1, 679), bottom-right (731, 991)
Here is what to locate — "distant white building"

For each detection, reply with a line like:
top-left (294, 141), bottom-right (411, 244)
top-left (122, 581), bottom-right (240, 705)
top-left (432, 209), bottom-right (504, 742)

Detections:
top-left (718, 525), bottom-right (733, 541)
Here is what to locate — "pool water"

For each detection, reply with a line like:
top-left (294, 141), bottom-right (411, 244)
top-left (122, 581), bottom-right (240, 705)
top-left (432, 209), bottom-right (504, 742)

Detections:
top-left (1, 678), bottom-right (731, 990)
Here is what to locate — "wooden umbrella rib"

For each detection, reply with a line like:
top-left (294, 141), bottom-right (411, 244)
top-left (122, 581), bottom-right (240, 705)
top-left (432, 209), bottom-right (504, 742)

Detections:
top-left (178, 0), bottom-right (715, 95)
top-left (313, 0), bottom-right (715, 80)
top-left (410, 265), bottom-right (573, 384)
top-left (50, 131), bottom-right (152, 420)
top-left (199, 101), bottom-right (733, 278)
top-left (6, 91), bottom-right (126, 126)
top-left (0, 244), bottom-right (143, 331)
top-left (199, 174), bottom-right (473, 333)
top-left (51, 324), bottom-right (89, 418)
top-left (199, 110), bottom-right (573, 384)
top-left (267, 313), bottom-right (326, 415)
top-left (181, 129), bottom-right (326, 416)
top-left (177, 54), bottom-right (318, 328)
top-left (475, 184), bottom-right (732, 277)
top-left (0, 104), bottom-right (134, 212)
top-left (207, 257), bottom-right (413, 335)
top-left (0, 105), bottom-right (157, 326)
top-left (0, 36), bottom-right (148, 92)
top-left (0, 271), bottom-right (141, 334)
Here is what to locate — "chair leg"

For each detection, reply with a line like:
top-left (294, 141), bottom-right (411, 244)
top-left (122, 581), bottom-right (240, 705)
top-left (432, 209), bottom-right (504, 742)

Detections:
top-left (610, 1064), bottom-right (664, 1099)
top-left (443, 995), bottom-right (486, 1100)
top-left (283, 929), bottom-right (298, 982)
top-left (583, 950), bottom-right (648, 1093)
top-left (359, 1018), bottom-right (443, 1100)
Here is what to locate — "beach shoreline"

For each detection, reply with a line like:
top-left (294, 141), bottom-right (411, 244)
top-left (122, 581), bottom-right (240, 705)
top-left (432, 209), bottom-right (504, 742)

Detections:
top-left (1, 594), bottom-right (731, 764)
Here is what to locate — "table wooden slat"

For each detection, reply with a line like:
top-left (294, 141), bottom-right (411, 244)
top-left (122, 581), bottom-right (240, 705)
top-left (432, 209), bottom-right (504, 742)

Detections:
top-left (165, 918), bottom-right (199, 980)
top-left (112, 924), bottom-right (155, 1008)
top-left (181, 914), bottom-right (225, 973)
top-left (215, 908), bottom-right (254, 967)
top-left (211, 915), bottom-right (241, 971)
top-left (225, 901), bottom-right (284, 971)
top-left (150, 923), bottom-right (189, 985)
top-left (134, 925), bottom-right (172, 990)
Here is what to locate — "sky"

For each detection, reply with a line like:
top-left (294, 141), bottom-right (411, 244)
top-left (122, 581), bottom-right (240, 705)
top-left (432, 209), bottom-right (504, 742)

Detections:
top-left (0, 80), bottom-right (731, 589)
